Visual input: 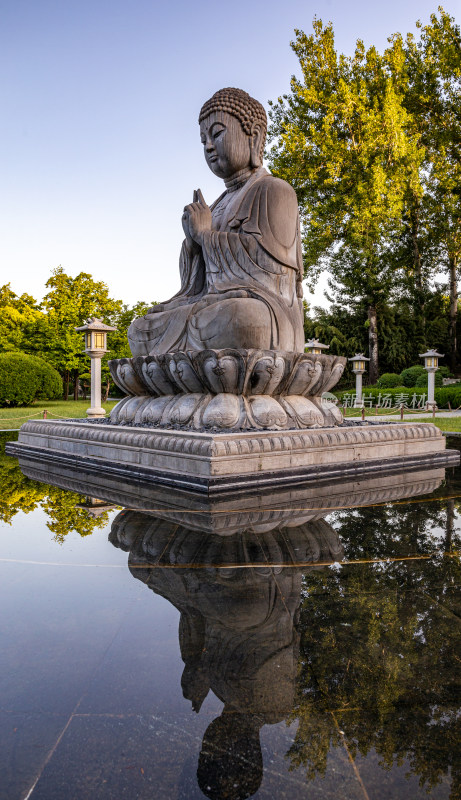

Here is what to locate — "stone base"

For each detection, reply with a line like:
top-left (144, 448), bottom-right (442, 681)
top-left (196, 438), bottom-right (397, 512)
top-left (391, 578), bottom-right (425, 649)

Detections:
top-left (16, 457), bottom-right (446, 536)
top-left (6, 418), bottom-right (459, 494)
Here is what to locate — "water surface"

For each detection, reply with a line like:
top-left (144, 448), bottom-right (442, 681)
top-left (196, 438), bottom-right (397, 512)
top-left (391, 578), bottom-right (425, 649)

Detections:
top-left (1, 432), bottom-right (460, 800)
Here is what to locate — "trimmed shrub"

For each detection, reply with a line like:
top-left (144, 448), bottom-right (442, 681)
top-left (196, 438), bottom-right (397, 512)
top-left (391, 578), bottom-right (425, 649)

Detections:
top-left (399, 366), bottom-right (426, 387)
top-left (439, 366), bottom-right (454, 379)
top-left (0, 353), bottom-right (62, 407)
top-left (34, 359), bottom-right (62, 400)
top-left (376, 373), bottom-right (401, 388)
top-left (415, 370), bottom-right (443, 388)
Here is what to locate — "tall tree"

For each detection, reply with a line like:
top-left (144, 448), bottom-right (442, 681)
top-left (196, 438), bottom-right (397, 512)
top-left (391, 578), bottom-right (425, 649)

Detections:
top-left (27, 267), bottom-right (122, 399)
top-left (389, 8), bottom-right (461, 369)
top-left (0, 284), bottom-right (44, 354)
top-left (268, 20), bottom-right (424, 382)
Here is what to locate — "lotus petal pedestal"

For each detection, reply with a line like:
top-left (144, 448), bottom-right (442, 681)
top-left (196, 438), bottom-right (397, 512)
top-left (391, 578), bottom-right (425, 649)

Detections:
top-left (108, 349), bottom-right (346, 431)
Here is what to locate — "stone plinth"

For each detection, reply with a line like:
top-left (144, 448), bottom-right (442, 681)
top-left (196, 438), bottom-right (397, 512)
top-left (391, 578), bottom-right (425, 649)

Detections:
top-left (6, 418), bottom-right (459, 494)
top-left (17, 456), bottom-right (445, 536)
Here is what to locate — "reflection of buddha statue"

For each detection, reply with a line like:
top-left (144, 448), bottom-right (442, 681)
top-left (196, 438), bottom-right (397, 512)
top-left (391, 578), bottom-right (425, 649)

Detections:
top-left (128, 88), bottom-right (305, 356)
top-left (110, 510), bottom-right (343, 800)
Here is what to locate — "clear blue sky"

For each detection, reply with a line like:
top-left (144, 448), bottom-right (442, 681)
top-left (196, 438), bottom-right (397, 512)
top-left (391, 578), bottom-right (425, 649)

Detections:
top-left (1, 0), bottom-right (460, 309)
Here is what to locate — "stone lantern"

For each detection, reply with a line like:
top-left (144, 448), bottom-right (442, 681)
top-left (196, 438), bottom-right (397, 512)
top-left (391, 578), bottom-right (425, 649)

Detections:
top-left (419, 349), bottom-right (443, 411)
top-left (75, 317), bottom-right (116, 418)
top-left (305, 338), bottom-right (329, 355)
top-left (348, 353), bottom-right (370, 408)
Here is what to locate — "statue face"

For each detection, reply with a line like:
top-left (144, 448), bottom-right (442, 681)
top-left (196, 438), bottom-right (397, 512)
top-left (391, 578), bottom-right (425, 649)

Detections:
top-left (200, 111), bottom-right (251, 179)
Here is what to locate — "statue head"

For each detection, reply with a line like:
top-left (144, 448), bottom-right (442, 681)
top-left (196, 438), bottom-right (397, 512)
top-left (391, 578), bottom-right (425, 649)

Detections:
top-left (199, 88), bottom-right (267, 179)
top-left (197, 711), bottom-right (263, 800)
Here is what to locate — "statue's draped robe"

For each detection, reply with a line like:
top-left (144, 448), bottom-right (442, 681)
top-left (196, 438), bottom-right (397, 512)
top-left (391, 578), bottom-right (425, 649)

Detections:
top-left (128, 167), bottom-right (305, 355)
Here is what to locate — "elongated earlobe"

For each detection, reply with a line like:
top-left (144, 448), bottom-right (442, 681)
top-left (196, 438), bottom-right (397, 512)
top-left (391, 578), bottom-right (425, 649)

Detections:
top-left (249, 123), bottom-right (263, 168)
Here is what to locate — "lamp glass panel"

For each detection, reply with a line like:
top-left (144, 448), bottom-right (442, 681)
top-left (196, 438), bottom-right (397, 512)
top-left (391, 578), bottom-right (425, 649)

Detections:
top-left (85, 333), bottom-right (91, 348)
top-left (358, 361), bottom-right (365, 370)
top-left (94, 333), bottom-right (105, 349)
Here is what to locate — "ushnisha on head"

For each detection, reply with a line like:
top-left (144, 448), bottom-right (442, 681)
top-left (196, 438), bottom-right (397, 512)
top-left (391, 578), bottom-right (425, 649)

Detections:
top-left (199, 88), bottom-right (267, 179)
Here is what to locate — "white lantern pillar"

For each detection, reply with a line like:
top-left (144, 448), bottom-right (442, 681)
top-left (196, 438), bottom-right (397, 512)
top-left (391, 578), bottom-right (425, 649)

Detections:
top-left (75, 318), bottom-right (117, 418)
top-left (348, 354), bottom-right (370, 408)
top-left (419, 350), bottom-right (443, 411)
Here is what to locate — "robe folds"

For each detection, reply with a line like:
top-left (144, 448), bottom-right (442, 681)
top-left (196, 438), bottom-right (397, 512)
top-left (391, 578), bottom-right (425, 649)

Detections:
top-left (128, 167), bottom-right (305, 356)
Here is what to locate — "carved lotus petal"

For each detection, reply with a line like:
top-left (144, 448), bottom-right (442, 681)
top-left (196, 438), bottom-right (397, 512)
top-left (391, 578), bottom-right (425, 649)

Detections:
top-left (198, 350), bottom-right (243, 394)
top-left (166, 394), bottom-right (204, 425)
top-left (250, 355), bottom-right (286, 395)
top-left (114, 395), bottom-right (147, 423)
top-left (202, 393), bottom-right (241, 429)
top-left (109, 396), bottom-right (131, 423)
top-left (281, 396), bottom-right (324, 427)
top-left (109, 359), bottom-right (146, 396)
top-left (286, 356), bottom-right (320, 396)
top-left (167, 354), bottom-right (203, 393)
top-left (322, 359), bottom-right (346, 394)
top-left (134, 395), bottom-right (175, 425)
top-left (139, 357), bottom-right (176, 396)
top-left (248, 396), bottom-right (287, 428)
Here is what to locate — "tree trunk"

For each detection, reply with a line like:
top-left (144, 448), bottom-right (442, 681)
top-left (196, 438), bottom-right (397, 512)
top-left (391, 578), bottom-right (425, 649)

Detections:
top-left (449, 256), bottom-right (458, 372)
top-left (73, 370), bottom-right (80, 401)
top-left (411, 205), bottom-right (426, 348)
top-left (64, 370), bottom-right (69, 401)
top-left (445, 498), bottom-right (454, 552)
top-left (103, 379), bottom-right (110, 403)
top-left (368, 304), bottom-right (379, 384)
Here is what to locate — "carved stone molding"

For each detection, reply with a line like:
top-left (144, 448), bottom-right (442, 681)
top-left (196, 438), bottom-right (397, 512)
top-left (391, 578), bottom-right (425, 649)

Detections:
top-left (8, 418), bottom-right (457, 494)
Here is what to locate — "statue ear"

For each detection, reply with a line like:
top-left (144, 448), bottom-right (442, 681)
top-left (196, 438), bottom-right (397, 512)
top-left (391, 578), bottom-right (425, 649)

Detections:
top-left (249, 123), bottom-right (264, 168)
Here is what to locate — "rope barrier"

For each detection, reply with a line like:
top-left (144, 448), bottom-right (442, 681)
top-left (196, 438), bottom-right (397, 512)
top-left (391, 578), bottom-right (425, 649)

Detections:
top-left (0, 411), bottom-right (42, 421)
top-left (343, 404), bottom-right (461, 416)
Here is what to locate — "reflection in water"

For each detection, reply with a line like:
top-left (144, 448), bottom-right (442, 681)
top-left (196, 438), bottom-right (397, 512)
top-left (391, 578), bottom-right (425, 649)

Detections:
top-left (111, 511), bottom-right (343, 800)
top-left (0, 433), bottom-right (114, 539)
top-left (105, 460), bottom-right (461, 800)
top-left (4, 433), bottom-right (461, 799)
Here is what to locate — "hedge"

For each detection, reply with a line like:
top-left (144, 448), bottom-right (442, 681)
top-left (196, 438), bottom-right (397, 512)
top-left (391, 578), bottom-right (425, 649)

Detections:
top-left (0, 353), bottom-right (62, 407)
top-left (334, 384), bottom-right (461, 408)
top-left (399, 366), bottom-right (426, 387)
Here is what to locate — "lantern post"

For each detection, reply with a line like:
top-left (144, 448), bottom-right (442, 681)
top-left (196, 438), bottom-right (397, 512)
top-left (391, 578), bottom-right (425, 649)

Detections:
top-left (305, 338), bottom-right (329, 355)
top-left (348, 353), bottom-right (370, 408)
top-left (419, 349), bottom-right (443, 411)
top-left (75, 317), bottom-right (116, 418)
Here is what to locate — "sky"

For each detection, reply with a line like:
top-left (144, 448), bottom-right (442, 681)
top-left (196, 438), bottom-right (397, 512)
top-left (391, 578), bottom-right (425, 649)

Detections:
top-left (1, 0), bottom-right (460, 311)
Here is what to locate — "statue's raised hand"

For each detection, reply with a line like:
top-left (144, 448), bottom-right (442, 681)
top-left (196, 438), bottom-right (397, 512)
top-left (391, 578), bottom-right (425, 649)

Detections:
top-left (183, 189), bottom-right (212, 245)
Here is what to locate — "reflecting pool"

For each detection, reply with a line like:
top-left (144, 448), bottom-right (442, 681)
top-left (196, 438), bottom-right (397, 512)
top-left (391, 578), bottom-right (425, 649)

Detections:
top-left (1, 431), bottom-right (460, 800)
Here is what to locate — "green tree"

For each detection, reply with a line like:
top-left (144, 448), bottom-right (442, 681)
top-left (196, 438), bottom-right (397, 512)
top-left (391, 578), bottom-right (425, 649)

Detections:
top-left (27, 267), bottom-right (122, 400)
top-left (0, 284), bottom-right (44, 354)
top-left (379, 8), bottom-right (461, 369)
top-left (268, 20), bottom-right (424, 382)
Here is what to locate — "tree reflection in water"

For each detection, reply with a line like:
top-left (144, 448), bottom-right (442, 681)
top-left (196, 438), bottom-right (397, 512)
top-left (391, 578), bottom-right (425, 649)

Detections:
top-left (0, 432), bottom-right (112, 539)
top-left (4, 427), bottom-right (461, 799)
top-left (108, 462), bottom-right (461, 800)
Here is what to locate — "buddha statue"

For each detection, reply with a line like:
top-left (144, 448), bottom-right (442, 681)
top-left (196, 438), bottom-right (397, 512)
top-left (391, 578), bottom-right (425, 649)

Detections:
top-left (128, 87), bottom-right (305, 356)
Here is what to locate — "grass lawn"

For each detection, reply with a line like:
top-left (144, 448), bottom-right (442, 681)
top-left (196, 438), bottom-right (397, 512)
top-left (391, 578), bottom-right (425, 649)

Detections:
top-left (2, 398), bottom-right (461, 434)
top-left (420, 417), bottom-right (461, 433)
top-left (0, 399), bottom-right (119, 430)
top-left (343, 408), bottom-right (461, 433)
top-left (344, 407), bottom-right (404, 417)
